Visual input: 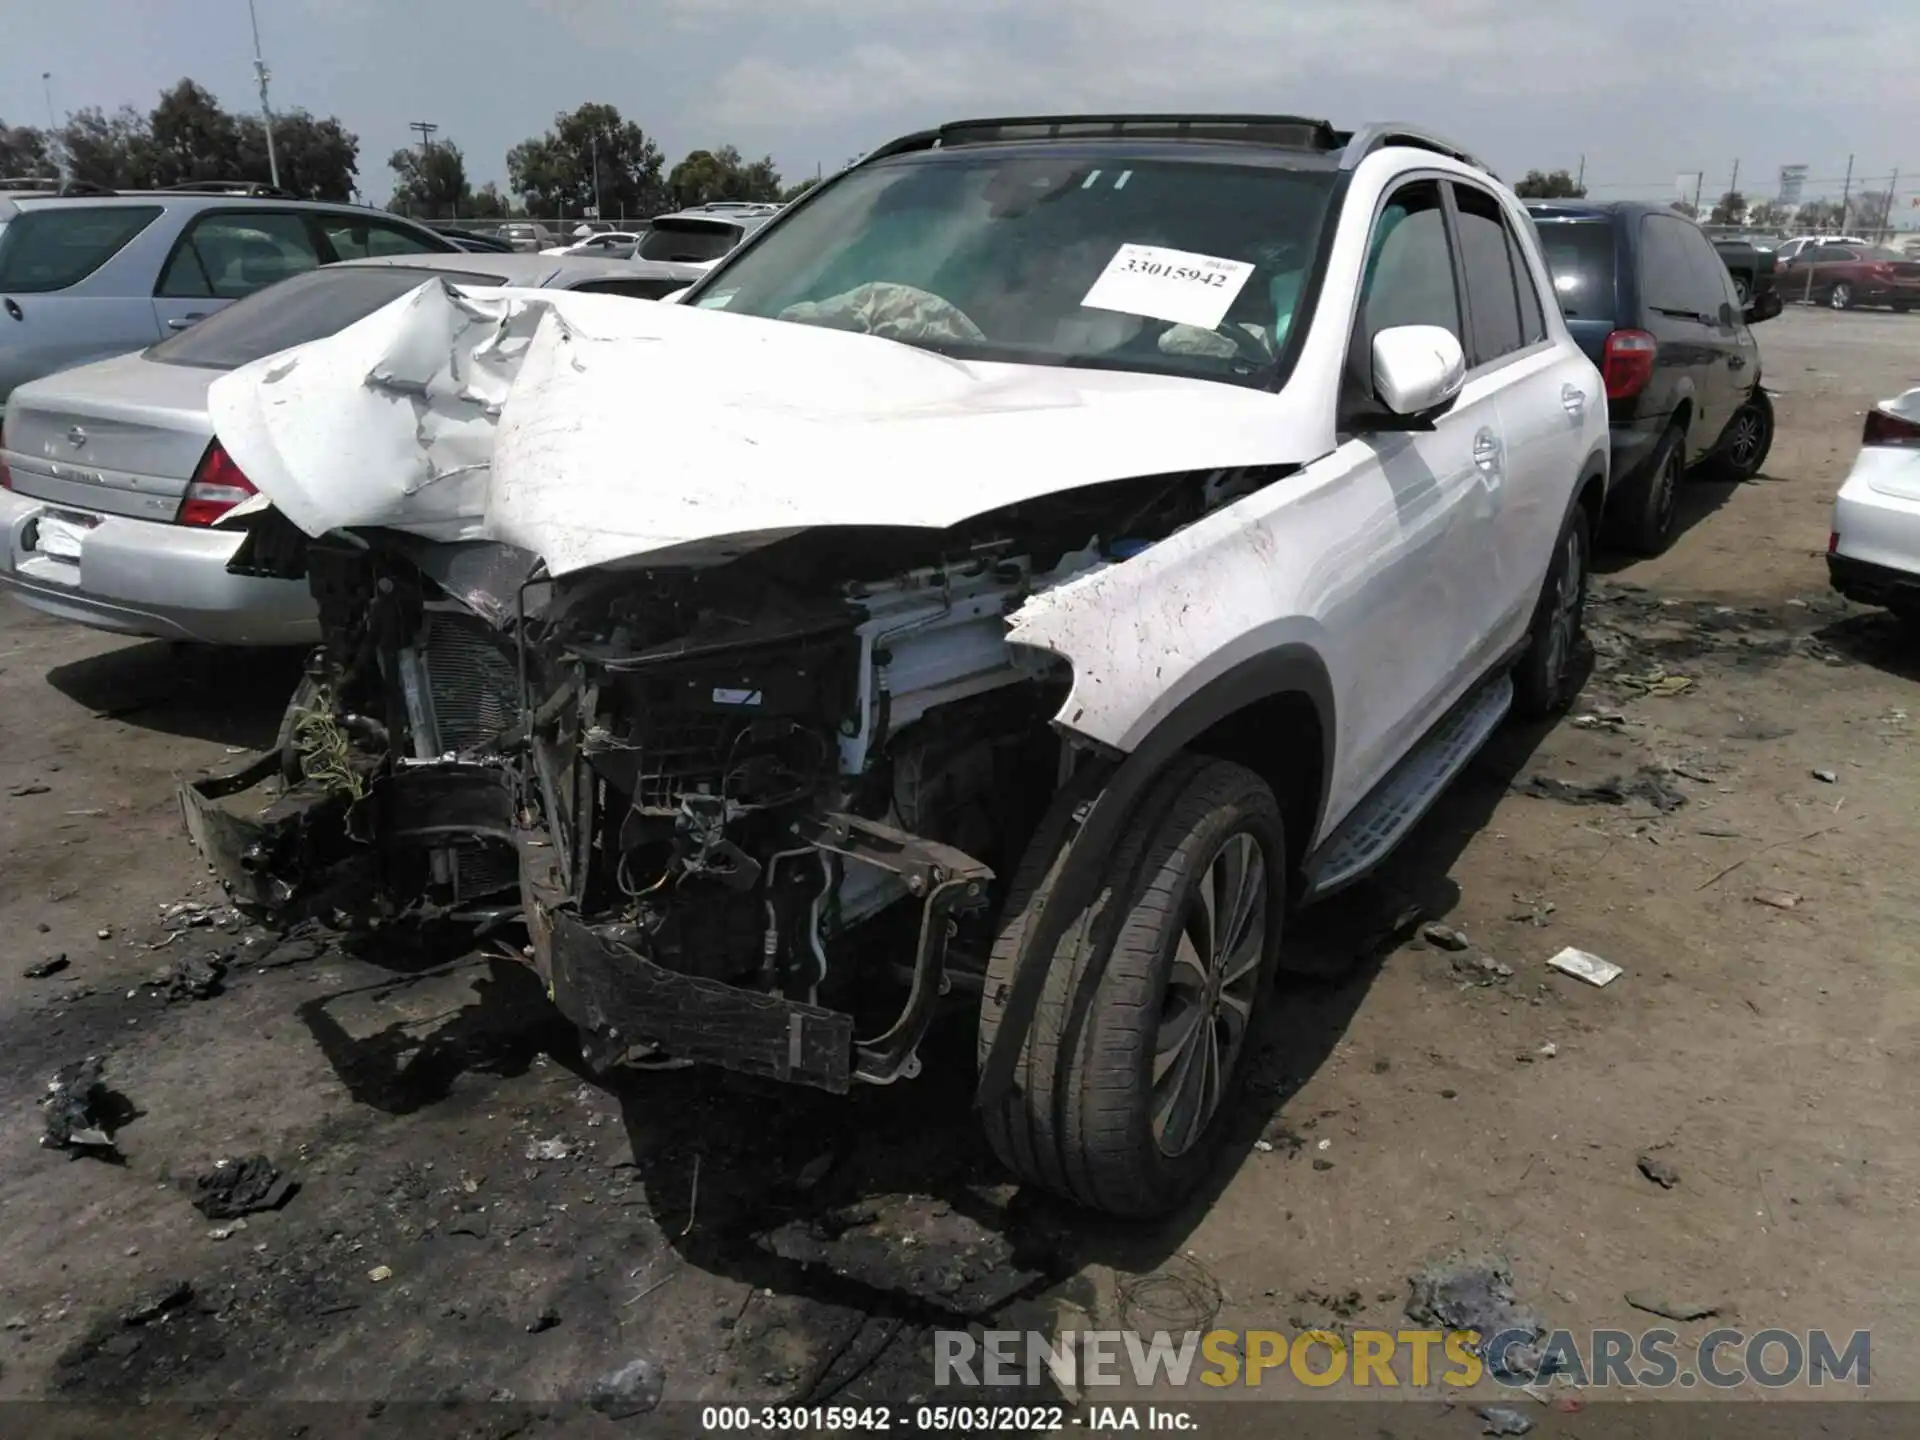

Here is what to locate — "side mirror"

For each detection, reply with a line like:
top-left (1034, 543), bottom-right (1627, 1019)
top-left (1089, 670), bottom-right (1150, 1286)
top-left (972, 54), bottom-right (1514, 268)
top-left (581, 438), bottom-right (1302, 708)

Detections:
top-left (1744, 290), bottom-right (1783, 324)
top-left (1371, 325), bottom-right (1466, 420)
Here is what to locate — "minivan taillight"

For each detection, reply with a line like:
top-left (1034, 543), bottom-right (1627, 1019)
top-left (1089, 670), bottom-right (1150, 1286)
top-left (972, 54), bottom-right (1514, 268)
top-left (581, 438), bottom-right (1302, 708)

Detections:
top-left (1862, 406), bottom-right (1920, 448)
top-left (175, 440), bottom-right (257, 526)
top-left (1602, 329), bottom-right (1657, 400)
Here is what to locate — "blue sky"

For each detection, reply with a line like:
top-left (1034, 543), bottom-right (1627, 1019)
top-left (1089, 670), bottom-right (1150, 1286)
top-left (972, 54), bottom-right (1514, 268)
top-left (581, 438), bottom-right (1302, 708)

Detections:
top-left (6, 0), bottom-right (1917, 212)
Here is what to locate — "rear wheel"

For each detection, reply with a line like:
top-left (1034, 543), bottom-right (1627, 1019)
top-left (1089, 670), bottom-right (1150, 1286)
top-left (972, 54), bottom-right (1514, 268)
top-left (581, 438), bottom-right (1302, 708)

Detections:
top-left (979, 756), bottom-right (1286, 1217)
top-left (1610, 425), bottom-right (1683, 556)
top-left (1829, 282), bottom-right (1855, 311)
top-left (1512, 504), bottom-right (1591, 720)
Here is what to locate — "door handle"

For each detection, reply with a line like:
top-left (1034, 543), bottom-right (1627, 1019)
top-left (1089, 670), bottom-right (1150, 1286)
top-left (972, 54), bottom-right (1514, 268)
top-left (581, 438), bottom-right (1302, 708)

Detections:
top-left (166, 314), bottom-right (206, 330)
top-left (1472, 428), bottom-right (1502, 473)
top-left (1561, 383), bottom-right (1587, 418)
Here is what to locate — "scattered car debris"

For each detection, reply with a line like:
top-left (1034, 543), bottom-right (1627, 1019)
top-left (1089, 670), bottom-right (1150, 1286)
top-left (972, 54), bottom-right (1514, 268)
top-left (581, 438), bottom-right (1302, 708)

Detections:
top-left (1253, 1139), bottom-right (1275, 1153)
top-left (8, 782), bottom-right (51, 797)
top-left (1507, 898), bottom-right (1556, 927)
top-left (121, 1280), bottom-right (192, 1327)
top-left (146, 954), bottom-right (226, 1003)
top-left (41, 1057), bottom-right (119, 1155)
top-left (1422, 923), bottom-right (1470, 952)
top-left (1612, 670), bottom-right (1693, 697)
top-left (1636, 1154), bottom-right (1680, 1189)
top-left (367, 1266), bottom-right (393, 1283)
top-left (1537, 1042), bottom-right (1558, 1059)
top-left (1477, 1406), bottom-right (1536, 1437)
top-left (191, 1155), bottom-right (296, 1219)
top-left (1813, 768), bottom-right (1838, 784)
top-left (1625, 1292), bottom-right (1719, 1321)
top-left (525, 1137), bottom-right (571, 1162)
top-left (24, 954), bottom-right (69, 979)
top-left (208, 1219), bottom-right (249, 1242)
top-left (1452, 952), bottom-right (1514, 984)
top-left (1571, 711), bottom-right (1630, 733)
top-left (588, 1356), bottom-right (665, 1418)
top-left (1405, 1258), bottom-right (1545, 1381)
top-left (1513, 767), bottom-right (1686, 812)
top-left (526, 1306), bottom-right (561, 1334)
top-left (1752, 889), bottom-right (1803, 911)
top-left (1546, 947), bottom-right (1623, 988)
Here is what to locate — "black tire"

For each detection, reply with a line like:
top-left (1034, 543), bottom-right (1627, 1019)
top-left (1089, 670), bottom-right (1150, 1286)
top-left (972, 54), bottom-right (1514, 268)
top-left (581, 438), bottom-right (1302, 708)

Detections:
top-left (1608, 425), bottom-right (1683, 557)
top-left (1512, 503), bottom-right (1591, 720)
top-left (978, 756), bottom-right (1287, 1218)
top-left (1829, 282), bottom-right (1855, 311)
top-left (1732, 276), bottom-right (1750, 306)
top-left (1708, 388), bottom-right (1774, 481)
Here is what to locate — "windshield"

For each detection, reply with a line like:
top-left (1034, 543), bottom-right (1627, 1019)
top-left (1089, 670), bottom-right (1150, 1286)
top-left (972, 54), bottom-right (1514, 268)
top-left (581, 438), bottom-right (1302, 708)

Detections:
top-left (690, 151), bottom-right (1337, 386)
top-left (638, 218), bottom-right (743, 263)
top-left (147, 263), bottom-right (503, 370)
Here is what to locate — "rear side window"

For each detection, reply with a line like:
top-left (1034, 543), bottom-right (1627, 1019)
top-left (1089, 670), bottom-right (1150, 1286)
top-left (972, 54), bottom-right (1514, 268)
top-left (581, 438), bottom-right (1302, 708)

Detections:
top-left (157, 212), bottom-right (323, 300)
top-left (147, 264), bottom-right (502, 370)
top-left (1534, 220), bottom-right (1615, 319)
top-left (637, 219), bottom-right (742, 263)
top-left (1506, 226), bottom-right (1548, 343)
top-left (1640, 215), bottom-right (1712, 314)
top-left (1679, 225), bottom-right (1741, 314)
top-left (0, 205), bottom-right (163, 292)
top-left (1451, 185), bottom-right (1526, 365)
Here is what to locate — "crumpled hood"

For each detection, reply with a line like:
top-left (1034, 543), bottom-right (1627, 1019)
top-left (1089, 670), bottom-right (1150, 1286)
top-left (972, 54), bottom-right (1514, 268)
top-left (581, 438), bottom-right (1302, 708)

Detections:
top-left (208, 278), bottom-right (1323, 576)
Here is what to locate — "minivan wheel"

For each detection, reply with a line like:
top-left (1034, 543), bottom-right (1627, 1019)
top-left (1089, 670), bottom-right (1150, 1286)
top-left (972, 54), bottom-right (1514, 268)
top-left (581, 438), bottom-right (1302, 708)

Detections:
top-left (1512, 504), bottom-right (1591, 720)
top-left (1611, 427), bottom-right (1684, 557)
top-left (979, 756), bottom-right (1286, 1218)
top-left (1710, 389), bottom-right (1774, 481)
top-left (1829, 283), bottom-right (1855, 311)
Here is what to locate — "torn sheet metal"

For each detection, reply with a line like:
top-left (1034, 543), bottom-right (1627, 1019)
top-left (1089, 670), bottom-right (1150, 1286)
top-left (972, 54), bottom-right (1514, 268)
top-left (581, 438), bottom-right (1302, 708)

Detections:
top-left (207, 278), bottom-right (1326, 576)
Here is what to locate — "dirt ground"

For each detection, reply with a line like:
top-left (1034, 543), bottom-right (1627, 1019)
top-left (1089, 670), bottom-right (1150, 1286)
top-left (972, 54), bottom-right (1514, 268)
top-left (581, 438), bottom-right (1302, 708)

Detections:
top-left (2, 305), bottom-right (1917, 1431)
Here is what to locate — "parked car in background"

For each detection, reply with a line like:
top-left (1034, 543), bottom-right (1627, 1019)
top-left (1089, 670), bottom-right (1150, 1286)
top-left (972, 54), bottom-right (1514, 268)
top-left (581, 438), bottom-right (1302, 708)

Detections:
top-left (0, 189), bottom-right (458, 411)
top-left (1709, 236), bottom-right (1777, 305)
top-left (1774, 233), bottom-right (1866, 264)
top-left (0, 252), bottom-right (661, 645)
top-left (1528, 199), bottom-right (1778, 554)
top-left (542, 230), bottom-right (641, 259)
top-left (1829, 387), bottom-right (1920, 625)
top-left (429, 224), bottom-right (517, 254)
top-left (496, 222), bottom-right (556, 252)
top-left (1775, 243), bottom-right (1920, 311)
top-left (190, 114), bottom-right (1607, 1217)
top-left (634, 204), bottom-right (777, 264)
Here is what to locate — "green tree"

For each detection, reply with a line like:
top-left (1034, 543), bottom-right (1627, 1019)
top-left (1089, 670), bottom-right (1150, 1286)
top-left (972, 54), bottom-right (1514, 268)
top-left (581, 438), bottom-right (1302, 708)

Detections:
top-left (1847, 189), bottom-right (1892, 236)
top-left (0, 122), bottom-right (58, 180)
top-left (667, 144), bottom-right (781, 207)
top-left (1513, 168), bottom-right (1586, 199)
top-left (1793, 198), bottom-right (1845, 230)
top-left (467, 182), bottom-right (510, 219)
top-left (781, 175), bottom-right (821, 202)
top-left (508, 103), bottom-right (666, 218)
top-left (1709, 190), bottom-right (1746, 226)
top-left (147, 79), bottom-right (241, 186)
top-left (388, 138), bottom-right (472, 219)
top-left (1746, 199), bottom-right (1787, 231)
top-left (59, 105), bottom-right (158, 188)
top-left (238, 111), bottom-right (358, 199)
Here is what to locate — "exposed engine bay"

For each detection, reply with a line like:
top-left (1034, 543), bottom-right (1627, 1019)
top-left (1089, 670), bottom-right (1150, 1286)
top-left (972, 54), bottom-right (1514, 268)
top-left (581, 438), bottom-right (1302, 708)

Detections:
top-left (183, 468), bottom-right (1277, 1092)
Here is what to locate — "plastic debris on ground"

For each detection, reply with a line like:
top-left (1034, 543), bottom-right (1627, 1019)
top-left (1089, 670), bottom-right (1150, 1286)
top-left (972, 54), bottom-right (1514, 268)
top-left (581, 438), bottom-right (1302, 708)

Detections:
top-left (1513, 767), bottom-right (1686, 813)
top-left (1478, 1406), bottom-right (1535, 1437)
top-left (1546, 947), bottom-right (1623, 988)
top-left (191, 1154), bottom-right (296, 1219)
top-left (1404, 1258), bottom-right (1547, 1383)
top-left (588, 1356), bottom-right (665, 1418)
top-left (146, 954), bottom-right (227, 1003)
top-left (41, 1057), bottom-right (119, 1155)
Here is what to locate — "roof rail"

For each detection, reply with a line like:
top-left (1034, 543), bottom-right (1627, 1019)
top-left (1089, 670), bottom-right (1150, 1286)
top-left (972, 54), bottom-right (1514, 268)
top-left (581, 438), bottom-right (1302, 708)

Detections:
top-left (0, 176), bottom-right (116, 196)
top-left (1337, 123), bottom-right (1490, 175)
top-left (161, 180), bottom-right (293, 198)
top-left (929, 113), bottom-right (1343, 152)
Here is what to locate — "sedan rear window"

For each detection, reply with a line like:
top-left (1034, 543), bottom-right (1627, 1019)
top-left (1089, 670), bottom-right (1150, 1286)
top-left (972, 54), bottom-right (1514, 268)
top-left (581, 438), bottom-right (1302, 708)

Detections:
top-left (0, 205), bottom-right (164, 293)
top-left (147, 264), bottom-right (503, 370)
top-left (1532, 219), bottom-right (1616, 319)
top-left (637, 219), bottom-right (743, 263)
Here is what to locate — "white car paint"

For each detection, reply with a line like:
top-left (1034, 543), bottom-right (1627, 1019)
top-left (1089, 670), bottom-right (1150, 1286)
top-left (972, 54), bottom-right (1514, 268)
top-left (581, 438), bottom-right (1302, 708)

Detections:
top-left (209, 144), bottom-right (1606, 855)
top-left (1831, 386), bottom-right (1920, 581)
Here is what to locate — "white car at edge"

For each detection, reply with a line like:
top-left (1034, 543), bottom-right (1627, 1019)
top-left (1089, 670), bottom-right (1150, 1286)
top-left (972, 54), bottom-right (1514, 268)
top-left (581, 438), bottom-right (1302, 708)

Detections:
top-left (188, 114), bottom-right (1607, 1219)
top-left (1830, 387), bottom-right (1920, 624)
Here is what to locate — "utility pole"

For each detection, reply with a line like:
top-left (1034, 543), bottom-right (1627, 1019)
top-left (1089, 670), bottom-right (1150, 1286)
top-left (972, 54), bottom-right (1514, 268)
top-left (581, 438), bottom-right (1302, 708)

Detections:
top-left (248, 0), bottom-right (281, 190)
top-left (590, 131), bottom-right (603, 220)
top-left (1839, 153), bottom-right (1854, 228)
top-left (41, 71), bottom-right (62, 182)
top-left (1884, 170), bottom-right (1900, 243)
top-left (1728, 158), bottom-right (1740, 214)
top-left (1691, 171), bottom-right (1704, 217)
top-left (1575, 154), bottom-right (1585, 192)
top-left (408, 122), bottom-right (439, 217)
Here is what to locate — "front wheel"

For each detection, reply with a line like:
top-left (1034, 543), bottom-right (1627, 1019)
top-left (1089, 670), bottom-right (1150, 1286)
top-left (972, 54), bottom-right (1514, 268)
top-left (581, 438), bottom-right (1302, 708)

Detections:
top-left (979, 756), bottom-right (1286, 1217)
top-left (1710, 389), bottom-right (1774, 481)
top-left (1512, 504), bottom-right (1591, 720)
top-left (1830, 282), bottom-right (1855, 311)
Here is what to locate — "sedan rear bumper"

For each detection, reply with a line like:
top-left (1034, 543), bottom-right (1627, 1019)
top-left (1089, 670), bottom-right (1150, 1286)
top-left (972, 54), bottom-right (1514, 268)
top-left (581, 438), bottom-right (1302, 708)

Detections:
top-left (0, 490), bottom-right (318, 645)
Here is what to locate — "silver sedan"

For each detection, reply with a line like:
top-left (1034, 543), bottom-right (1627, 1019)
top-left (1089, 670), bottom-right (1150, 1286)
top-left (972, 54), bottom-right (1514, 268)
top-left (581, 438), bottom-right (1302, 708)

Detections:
top-left (0, 252), bottom-right (666, 644)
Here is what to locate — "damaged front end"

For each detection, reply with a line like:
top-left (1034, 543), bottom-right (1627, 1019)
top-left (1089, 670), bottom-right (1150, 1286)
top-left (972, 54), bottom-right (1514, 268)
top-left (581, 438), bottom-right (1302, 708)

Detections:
top-left (185, 482), bottom-right (1207, 1090)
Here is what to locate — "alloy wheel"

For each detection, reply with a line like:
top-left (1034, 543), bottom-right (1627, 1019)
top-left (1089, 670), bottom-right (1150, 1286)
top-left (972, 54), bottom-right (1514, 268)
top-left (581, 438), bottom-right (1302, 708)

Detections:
top-left (1830, 284), bottom-right (1853, 310)
top-left (1151, 831), bottom-right (1267, 1157)
top-left (1728, 405), bottom-right (1766, 471)
top-left (1542, 525), bottom-right (1586, 686)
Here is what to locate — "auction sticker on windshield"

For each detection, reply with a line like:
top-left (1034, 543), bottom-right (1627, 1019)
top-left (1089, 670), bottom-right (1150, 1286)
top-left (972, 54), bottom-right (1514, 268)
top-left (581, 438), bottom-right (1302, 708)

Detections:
top-left (1080, 243), bottom-right (1255, 331)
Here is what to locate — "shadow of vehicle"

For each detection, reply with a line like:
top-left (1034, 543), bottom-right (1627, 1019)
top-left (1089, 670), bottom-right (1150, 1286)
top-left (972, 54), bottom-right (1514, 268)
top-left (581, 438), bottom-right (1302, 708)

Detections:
top-left (1592, 470), bottom-right (1751, 576)
top-left (1811, 610), bottom-right (1920, 683)
top-left (46, 640), bottom-right (306, 749)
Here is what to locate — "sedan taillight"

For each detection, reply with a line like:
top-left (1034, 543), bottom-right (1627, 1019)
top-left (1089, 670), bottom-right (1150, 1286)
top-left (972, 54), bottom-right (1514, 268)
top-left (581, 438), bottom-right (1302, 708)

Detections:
top-left (175, 440), bottom-right (257, 526)
top-left (1862, 406), bottom-right (1920, 448)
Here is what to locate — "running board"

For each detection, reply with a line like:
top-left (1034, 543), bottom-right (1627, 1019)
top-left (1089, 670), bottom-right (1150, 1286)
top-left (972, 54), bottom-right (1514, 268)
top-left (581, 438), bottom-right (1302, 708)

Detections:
top-left (1304, 674), bottom-right (1513, 899)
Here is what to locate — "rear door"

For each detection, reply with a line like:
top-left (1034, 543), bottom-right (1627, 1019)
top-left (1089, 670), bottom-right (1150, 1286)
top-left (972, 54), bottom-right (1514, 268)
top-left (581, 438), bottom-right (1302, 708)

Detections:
top-left (1451, 181), bottom-right (1590, 652)
top-left (1637, 213), bottom-right (1721, 461)
top-left (0, 203), bottom-right (168, 407)
top-left (150, 209), bottom-right (324, 334)
top-left (1677, 221), bottom-right (1758, 415)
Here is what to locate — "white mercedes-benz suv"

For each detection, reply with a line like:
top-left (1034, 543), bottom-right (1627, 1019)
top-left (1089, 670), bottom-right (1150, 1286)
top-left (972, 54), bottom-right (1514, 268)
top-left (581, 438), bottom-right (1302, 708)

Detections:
top-left (185, 114), bottom-right (1607, 1218)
